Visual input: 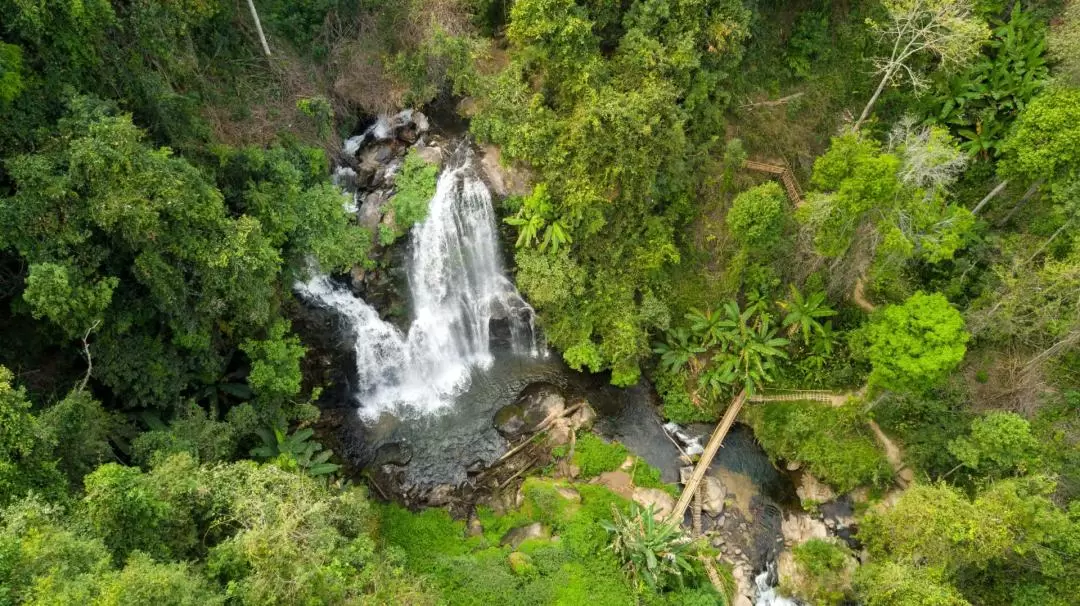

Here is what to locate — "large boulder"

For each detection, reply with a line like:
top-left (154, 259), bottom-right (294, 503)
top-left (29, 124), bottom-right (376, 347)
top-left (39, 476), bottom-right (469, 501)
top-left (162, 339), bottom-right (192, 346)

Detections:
top-left (632, 487), bottom-right (675, 520)
top-left (701, 476), bottom-right (726, 516)
top-left (500, 522), bottom-right (549, 548)
top-left (593, 470), bottom-right (633, 498)
top-left (545, 417), bottom-right (574, 448)
top-left (493, 382), bottom-right (566, 439)
top-left (358, 191), bottom-right (388, 231)
top-left (479, 145), bottom-right (532, 198)
top-left (796, 472), bottom-right (837, 504)
top-left (568, 402), bottom-right (597, 431)
top-left (780, 511), bottom-right (828, 546)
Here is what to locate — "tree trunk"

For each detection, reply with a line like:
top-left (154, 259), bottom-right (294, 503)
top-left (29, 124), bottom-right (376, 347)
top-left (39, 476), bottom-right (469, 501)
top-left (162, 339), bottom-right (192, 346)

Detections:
top-left (855, 70), bottom-right (892, 130)
top-left (246, 0), bottom-right (272, 57)
top-left (971, 179), bottom-right (1008, 215)
top-left (997, 180), bottom-right (1043, 227)
top-left (1025, 218), bottom-right (1074, 265)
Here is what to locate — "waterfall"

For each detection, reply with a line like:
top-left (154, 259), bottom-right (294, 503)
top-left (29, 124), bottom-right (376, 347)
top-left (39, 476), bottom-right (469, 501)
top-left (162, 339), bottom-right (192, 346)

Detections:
top-left (296, 144), bottom-right (540, 420)
top-left (754, 561), bottom-right (798, 606)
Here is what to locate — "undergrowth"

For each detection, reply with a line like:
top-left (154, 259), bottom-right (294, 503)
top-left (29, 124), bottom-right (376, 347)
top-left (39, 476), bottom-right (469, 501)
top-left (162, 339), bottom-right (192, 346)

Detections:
top-left (744, 401), bottom-right (893, 492)
top-left (377, 478), bottom-right (722, 605)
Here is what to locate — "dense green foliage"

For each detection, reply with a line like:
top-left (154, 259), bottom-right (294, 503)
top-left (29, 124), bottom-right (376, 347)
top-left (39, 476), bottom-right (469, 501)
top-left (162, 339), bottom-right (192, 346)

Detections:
top-left (850, 291), bottom-right (970, 393)
top-left (784, 539), bottom-right (854, 605)
top-left (379, 478), bottom-right (720, 604)
top-left (744, 400), bottom-right (894, 492)
top-left (479, 0), bottom-right (753, 385)
top-left (390, 150), bottom-right (440, 236)
top-left (1, 454), bottom-right (435, 605)
top-left (1, 0), bottom-right (1078, 604)
top-left (858, 477), bottom-right (1080, 605)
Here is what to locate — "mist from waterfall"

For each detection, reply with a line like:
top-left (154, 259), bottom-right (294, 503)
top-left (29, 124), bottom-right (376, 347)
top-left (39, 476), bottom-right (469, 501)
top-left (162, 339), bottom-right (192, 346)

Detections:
top-left (296, 144), bottom-right (540, 420)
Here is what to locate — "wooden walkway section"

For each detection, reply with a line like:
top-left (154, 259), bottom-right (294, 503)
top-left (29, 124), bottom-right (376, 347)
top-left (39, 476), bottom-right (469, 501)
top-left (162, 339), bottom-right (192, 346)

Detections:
top-left (748, 390), bottom-right (838, 404)
top-left (668, 390), bottom-right (747, 523)
top-left (743, 160), bottom-right (804, 208)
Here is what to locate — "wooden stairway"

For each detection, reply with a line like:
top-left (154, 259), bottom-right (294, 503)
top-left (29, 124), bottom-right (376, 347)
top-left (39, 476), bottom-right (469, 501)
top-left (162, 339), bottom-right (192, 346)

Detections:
top-left (743, 160), bottom-right (804, 208)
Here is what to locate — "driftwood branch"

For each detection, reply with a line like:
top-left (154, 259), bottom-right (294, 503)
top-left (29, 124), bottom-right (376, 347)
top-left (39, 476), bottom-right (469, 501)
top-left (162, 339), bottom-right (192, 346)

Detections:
top-left (971, 179), bottom-right (1008, 215)
top-left (495, 401), bottom-right (585, 465)
top-left (77, 320), bottom-right (101, 393)
top-left (740, 92), bottom-right (805, 109)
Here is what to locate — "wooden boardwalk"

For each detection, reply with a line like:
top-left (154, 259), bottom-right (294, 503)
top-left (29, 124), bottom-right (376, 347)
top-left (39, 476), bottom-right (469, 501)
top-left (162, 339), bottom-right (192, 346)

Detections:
top-left (747, 390), bottom-right (838, 404)
top-left (743, 160), bottom-right (804, 207)
top-left (669, 390), bottom-right (747, 523)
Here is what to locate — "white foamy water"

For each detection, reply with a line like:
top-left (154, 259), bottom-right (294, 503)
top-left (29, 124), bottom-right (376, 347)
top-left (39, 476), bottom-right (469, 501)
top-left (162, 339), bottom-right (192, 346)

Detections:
top-left (296, 145), bottom-right (540, 420)
top-left (754, 562), bottom-right (799, 606)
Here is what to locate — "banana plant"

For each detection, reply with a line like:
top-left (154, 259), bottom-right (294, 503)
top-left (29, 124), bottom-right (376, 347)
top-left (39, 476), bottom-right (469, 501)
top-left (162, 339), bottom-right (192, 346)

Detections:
top-left (702, 301), bottom-right (789, 396)
top-left (684, 307), bottom-right (734, 347)
top-left (251, 425), bottom-right (340, 477)
top-left (778, 286), bottom-right (837, 346)
top-left (601, 503), bottom-right (697, 589)
top-left (652, 327), bottom-right (706, 374)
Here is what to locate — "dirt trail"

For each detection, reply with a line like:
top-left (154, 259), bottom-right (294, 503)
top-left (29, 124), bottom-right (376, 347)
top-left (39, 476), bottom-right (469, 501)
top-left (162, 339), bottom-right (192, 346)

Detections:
top-left (868, 419), bottom-right (913, 487)
top-left (852, 277), bottom-right (876, 313)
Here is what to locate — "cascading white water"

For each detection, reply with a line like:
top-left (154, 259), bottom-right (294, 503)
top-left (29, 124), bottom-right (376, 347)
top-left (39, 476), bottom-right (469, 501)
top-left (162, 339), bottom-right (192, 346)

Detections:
top-left (754, 562), bottom-right (799, 606)
top-left (296, 144), bottom-right (540, 420)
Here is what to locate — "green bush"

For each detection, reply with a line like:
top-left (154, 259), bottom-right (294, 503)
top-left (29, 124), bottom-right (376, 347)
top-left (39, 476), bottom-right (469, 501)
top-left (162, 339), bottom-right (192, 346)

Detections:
top-left (656, 368), bottom-right (721, 424)
top-left (786, 539), bottom-right (853, 605)
top-left (391, 150), bottom-right (440, 230)
top-left (744, 401), bottom-right (893, 492)
top-left (726, 181), bottom-right (787, 250)
top-left (572, 434), bottom-right (630, 478)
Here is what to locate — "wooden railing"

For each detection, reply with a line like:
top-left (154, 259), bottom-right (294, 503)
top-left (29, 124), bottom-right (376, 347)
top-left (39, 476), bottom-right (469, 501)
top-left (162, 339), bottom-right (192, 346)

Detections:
top-left (668, 390), bottom-right (747, 523)
top-left (743, 160), bottom-right (804, 208)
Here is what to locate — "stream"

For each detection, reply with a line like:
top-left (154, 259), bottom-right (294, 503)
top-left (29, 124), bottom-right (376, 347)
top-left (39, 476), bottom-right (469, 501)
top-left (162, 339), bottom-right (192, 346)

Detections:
top-left (297, 115), bottom-right (799, 604)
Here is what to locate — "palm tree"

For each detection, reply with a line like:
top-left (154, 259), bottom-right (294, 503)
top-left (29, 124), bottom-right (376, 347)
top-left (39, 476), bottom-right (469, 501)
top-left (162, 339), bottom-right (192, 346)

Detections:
top-left (779, 286), bottom-right (837, 346)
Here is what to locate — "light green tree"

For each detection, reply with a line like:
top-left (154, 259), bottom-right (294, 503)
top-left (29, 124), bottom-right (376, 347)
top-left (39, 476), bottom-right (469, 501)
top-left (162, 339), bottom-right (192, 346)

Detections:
top-left (856, 0), bottom-right (990, 128)
top-left (726, 181), bottom-right (787, 250)
top-left (947, 412), bottom-right (1042, 478)
top-left (849, 291), bottom-right (969, 393)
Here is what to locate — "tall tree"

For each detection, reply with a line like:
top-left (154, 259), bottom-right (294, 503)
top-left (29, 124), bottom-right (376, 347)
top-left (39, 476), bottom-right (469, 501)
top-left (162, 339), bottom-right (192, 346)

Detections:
top-left (856, 0), bottom-right (989, 128)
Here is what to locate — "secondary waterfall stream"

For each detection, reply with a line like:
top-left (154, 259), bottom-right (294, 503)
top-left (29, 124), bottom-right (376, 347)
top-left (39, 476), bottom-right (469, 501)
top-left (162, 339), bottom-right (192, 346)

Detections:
top-left (297, 144), bottom-right (539, 421)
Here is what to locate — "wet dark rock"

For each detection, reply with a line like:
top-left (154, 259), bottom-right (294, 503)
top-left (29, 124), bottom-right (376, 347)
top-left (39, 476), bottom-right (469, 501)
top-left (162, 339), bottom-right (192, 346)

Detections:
top-left (493, 382), bottom-right (566, 439)
top-left (500, 522), bottom-right (549, 548)
top-left (373, 442), bottom-right (412, 466)
top-left (399, 126), bottom-right (418, 144)
top-left (426, 484), bottom-right (455, 507)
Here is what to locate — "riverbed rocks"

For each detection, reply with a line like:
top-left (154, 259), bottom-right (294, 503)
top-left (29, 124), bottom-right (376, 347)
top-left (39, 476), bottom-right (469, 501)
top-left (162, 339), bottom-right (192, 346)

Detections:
top-left (493, 382), bottom-right (566, 439)
top-left (339, 109), bottom-right (447, 307)
top-left (631, 487), bottom-right (675, 520)
top-left (500, 522), bottom-right (549, 548)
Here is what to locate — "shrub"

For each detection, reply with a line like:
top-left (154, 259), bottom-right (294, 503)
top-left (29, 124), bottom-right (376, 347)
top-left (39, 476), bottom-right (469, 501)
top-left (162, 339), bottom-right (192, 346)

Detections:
top-left (391, 150), bottom-right (439, 231)
top-left (726, 181), bottom-right (787, 250)
top-left (744, 401), bottom-right (893, 491)
top-left (785, 539), bottom-right (853, 605)
top-left (849, 292), bottom-right (969, 394)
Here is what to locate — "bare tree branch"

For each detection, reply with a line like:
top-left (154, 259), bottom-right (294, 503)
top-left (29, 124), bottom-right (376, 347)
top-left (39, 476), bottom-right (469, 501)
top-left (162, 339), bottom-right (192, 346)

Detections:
top-left (78, 320), bottom-right (101, 393)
